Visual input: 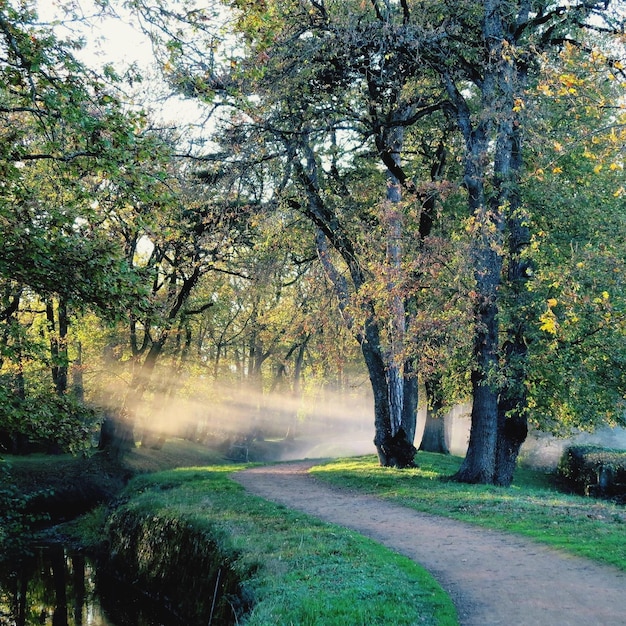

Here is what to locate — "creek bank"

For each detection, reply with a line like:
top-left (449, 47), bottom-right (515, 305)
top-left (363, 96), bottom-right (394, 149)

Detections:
top-left (9, 451), bottom-right (132, 525)
top-left (103, 506), bottom-right (252, 625)
top-left (6, 444), bottom-right (252, 625)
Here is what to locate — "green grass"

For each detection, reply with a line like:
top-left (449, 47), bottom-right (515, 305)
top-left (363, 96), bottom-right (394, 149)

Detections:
top-left (310, 452), bottom-right (626, 571)
top-left (12, 441), bottom-right (625, 624)
top-left (115, 465), bottom-right (458, 626)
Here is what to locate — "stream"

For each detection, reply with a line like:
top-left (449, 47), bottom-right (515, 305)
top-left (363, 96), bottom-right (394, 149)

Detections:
top-left (0, 544), bottom-right (184, 626)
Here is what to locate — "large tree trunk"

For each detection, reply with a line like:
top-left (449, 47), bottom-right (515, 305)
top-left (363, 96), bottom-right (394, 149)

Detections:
top-left (401, 358), bottom-right (419, 445)
top-left (383, 124), bottom-right (406, 438)
top-left (453, 204), bottom-right (503, 483)
top-left (456, 369), bottom-right (499, 483)
top-left (447, 103), bottom-right (503, 483)
top-left (447, 0), bottom-right (535, 484)
top-left (495, 394), bottom-right (528, 486)
top-left (361, 324), bottom-right (415, 468)
top-left (377, 120), bottom-right (418, 465)
top-left (494, 77), bottom-right (531, 485)
top-left (451, 182), bottom-right (503, 482)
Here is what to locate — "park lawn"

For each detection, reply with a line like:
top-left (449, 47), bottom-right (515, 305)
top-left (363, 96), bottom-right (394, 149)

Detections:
top-left (97, 464), bottom-right (459, 626)
top-left (310, 452), bottom-right (626, 571)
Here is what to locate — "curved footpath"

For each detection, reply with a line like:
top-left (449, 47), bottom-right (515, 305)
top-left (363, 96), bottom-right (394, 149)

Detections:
top-left (233, 461), bottom-right (626, 626)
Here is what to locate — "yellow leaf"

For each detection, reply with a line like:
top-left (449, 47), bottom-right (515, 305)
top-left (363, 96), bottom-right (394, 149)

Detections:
top-left (559, 73), bottom-right (579, 88)
top-left (593, 164), bottom-right (603, 174)
top-left (552, 166), bottom-right (563, 174)
top-left (539, 311), bottom-right (558, 334)
top-left (602, 291), bottom-right (609, 300)
top-left (538, 84), bottom-right (553, 96)
top-left (547, 298), bottom-right (558, 308)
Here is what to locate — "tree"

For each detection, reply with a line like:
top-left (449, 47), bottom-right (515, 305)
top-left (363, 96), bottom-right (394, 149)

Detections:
top-left (421, 0), bottom-right (625, 484)
top-left (0, 0), bottom-right (164, 452)
top-left (129, 0), bottom-right (474, 466)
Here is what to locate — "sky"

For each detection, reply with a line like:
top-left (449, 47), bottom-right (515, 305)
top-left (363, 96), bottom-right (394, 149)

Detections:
top-left (36, 0), bottom-right (207, 132)
top-left (37, 0), bottom-right (153, 67)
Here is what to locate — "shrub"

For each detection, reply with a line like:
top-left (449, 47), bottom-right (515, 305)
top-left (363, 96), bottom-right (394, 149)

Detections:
top-left (0, 385), bottom-right (99, 454)
top-left (0, 458), bottom-right (51, 562)
top-left (557, 445), bottom-right (626, 499)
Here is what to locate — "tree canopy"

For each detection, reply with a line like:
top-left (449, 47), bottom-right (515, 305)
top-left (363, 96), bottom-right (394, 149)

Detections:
top-left (0, 0), bottom-right (624, 482)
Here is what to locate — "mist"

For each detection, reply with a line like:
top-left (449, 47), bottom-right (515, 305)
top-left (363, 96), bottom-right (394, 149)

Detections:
top-left (439, 404), bottom-right (626, 470)
top-left (104, 380), bottom-right (378, 462)
top-left (92, 365), bottom-right (625, 466)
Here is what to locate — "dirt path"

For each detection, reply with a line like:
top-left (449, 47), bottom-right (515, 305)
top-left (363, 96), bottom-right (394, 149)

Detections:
top-left (233, 461), bottom-right (626, 626)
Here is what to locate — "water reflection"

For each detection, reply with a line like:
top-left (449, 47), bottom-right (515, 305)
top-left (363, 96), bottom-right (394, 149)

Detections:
top-left (0, 545), bottom-right (182, 626)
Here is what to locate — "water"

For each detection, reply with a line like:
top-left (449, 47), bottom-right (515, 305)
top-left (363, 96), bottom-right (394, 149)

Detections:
top-left (0, 545), bottom-right (183, 626)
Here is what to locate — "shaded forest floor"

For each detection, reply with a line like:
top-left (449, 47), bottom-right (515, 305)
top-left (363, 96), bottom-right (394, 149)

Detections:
top-left (6, 439), bottom-right (226, 522)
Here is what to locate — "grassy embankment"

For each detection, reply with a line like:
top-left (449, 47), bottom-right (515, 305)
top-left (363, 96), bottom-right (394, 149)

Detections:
top-left (7, 441), bottom-right (456, 625)
top-left (105, 463), bottom-right (457, 625)
top-left (312, 453), bottom-right (626, 571)
top-left (7, 439), bottom-right (625, 624)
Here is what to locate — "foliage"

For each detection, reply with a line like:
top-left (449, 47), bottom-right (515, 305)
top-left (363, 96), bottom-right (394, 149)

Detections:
top-left (312, 454), bottom-right (626, 570)
top-left (522, 40), bottom-right (626, 434)
top-left (557, 445), bottom-right (626, 498)
top-left (0, 0), bottom-right (157, 316)
top-left (0, 383), bottom-right (99, 454)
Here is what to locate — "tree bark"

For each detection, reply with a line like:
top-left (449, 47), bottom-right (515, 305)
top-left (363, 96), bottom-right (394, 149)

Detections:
top-left (71, 341), bottom-right (84, 402)
top-left (401, 358), bottom-right (419, 445)
top-left (445, 74), bottom-right (503, 482)
top-left (446, 0), bottom-right (538, 484)
top-left (47, 297), bottom-right (69, 396)
top-left (494, 53), bottom-right (531, 485)
top-left (383, 123), bottom-right (407, 438)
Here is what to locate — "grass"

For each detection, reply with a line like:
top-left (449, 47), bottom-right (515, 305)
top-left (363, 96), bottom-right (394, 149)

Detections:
top-left (310, 452), bottom-right (626, 571)
top-left (8, 440), bottom-right (626, 623)
top-left (112, 464), bottom-right (458, 626)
